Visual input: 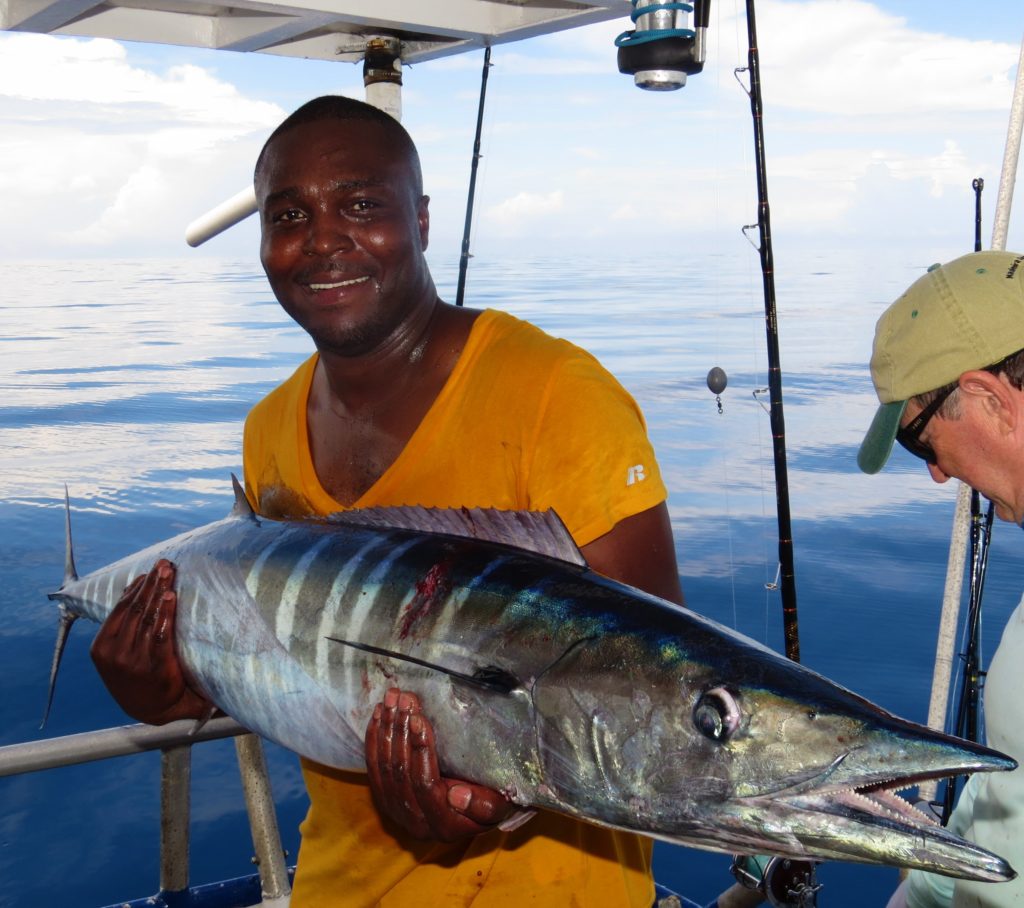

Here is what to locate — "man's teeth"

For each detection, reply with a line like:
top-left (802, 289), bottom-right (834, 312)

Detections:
top-left (309, 276), bottom-right (370, 290)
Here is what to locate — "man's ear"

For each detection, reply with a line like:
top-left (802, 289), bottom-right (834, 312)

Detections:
top-left (959, 370), bottom-right (1020, 433)
top-left (418, 195), bottom-right (430, 251)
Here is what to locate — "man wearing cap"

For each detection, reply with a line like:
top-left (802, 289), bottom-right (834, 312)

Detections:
top-left (859, 249), bottom-right (1024, 907)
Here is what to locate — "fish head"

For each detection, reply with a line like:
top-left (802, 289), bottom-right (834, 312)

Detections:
top-left (530, 619), bottom-right (1017, 882)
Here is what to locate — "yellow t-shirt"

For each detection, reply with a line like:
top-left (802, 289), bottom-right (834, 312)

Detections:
top-left (243, 308), bottom-right (669, 907)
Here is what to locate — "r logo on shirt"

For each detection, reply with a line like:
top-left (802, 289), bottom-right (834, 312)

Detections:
top-left (626, 464), bottom-right (646, 486)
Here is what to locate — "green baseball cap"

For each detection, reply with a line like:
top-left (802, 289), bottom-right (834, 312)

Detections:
top-left (858, 250), bottom-right (1024, 474)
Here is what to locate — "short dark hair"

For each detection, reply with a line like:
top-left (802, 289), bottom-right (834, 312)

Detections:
top-left (254, 95), bottom-right (423, 194)
top-left (915, 348), bottom-right (1024, 417)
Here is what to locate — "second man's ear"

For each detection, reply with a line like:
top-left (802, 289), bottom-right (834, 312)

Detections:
top-left (960, 370), bottom-right (1019, 433)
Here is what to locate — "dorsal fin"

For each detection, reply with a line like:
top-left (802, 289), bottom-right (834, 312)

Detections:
top-left (62, 484), bottom-right (77, 585)
top-left (326, 506), bottom-right (586, 568)
top-left (229, 474), bottom-right (258, 522)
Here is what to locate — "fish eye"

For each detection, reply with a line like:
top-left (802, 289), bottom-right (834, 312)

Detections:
top-left (693, 687), bottom-right (740, 742)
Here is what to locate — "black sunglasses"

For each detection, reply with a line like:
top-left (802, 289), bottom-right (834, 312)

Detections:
top-left (895, 384), bottom-right (957, 465)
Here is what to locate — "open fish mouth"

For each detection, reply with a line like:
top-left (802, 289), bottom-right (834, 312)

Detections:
top-left (777, 744), bottom-right (1012, 820)
top-left (782, 777), bottom-right (941, 826)
top-left (676, 744), bottom-right (1014, 883)
top-left (752, 769), bottom-right (1017, 882)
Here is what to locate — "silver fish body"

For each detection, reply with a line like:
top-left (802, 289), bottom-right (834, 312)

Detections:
top-left (49, 487), bottom-right (1018, 883)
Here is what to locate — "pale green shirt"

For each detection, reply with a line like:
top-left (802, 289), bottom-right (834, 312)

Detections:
top-left (905, 595), bottom-right (1024, 907)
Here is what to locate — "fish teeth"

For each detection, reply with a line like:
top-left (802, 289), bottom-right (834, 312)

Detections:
top-left (309, 276), bottom-right (370, 290)
top-left (843, 786), bottom-right (940, 827)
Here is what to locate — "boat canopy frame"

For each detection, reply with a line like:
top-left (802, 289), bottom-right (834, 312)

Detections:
top-left (0, 0), bottom-right (632, 65)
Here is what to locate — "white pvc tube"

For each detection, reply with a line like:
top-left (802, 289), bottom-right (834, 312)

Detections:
top-left (185, 185), bottom-right (257, 247)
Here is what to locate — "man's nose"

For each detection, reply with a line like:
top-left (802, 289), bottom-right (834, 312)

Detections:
top-left (927, 461), bottom-right (951, 484)
top-left (303, 214), bottom-right (354, 256)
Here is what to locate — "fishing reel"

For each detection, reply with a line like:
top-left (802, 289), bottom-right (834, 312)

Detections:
top-left (731, 854), bottom-right (822, 907)
top-left (616, 0), bottom-right (709, 91)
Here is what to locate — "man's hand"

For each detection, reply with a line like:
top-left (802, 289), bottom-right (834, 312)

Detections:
top-left (365, 688), bottom-right (513, 842)
top-left (90, 558), bottom-right (213, 725)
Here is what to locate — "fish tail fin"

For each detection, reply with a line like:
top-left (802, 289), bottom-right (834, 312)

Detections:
top-left (40, 606), bottom-right (77, 729)
top-left (41, 486), bottom-right (80, 728)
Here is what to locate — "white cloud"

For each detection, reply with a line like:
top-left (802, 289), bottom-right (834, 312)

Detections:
top-left (571, 146), bottom-right (603, 161)
top-left (61, 164), bottom-right (166, 245)
top-left (0, 2), bottom-right (1020, 258)
top-left (0, 32), bottom-right (284, 256)
top-left (0, 33), bottom-right (281, 124)
top-left (484, 190), bottom-right (565, 231)
top-left (472, 49), bottom-right (611, 77)
top-left (884, 141), bottom-right (976, 196)
top-left (429, 1), bottom-right (1018, 119)
top-left (745, 0), bottom-right (1018, 116)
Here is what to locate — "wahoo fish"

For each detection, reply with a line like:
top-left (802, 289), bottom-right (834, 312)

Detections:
top-left (48, 478), bottom-right (1016, 882)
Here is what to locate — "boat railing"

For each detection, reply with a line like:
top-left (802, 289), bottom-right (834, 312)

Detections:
top-left (0, 717), bottom-right (292, 907)
top-left (1, 720), bottom-right (711, 908)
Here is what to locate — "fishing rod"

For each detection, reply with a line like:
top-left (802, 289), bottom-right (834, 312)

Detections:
top-left (455, 46), bottom-right (492, 309)
top-left (616, 0), bottom-right (800, 661)
top-left (737, 0), bottom-right (801, 663)
top-left (940, 178), bottom-right (997, 823)
top-left (728, 5), bottom-right (820, 906)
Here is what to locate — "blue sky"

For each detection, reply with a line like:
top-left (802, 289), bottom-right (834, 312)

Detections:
top-left (0, 0), bottom-right (1021, 263)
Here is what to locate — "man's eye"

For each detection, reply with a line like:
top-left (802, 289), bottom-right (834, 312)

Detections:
top-left (271, 208), bottom-right (305, 224)
top-left (349, 199), bottom-right (379, 213)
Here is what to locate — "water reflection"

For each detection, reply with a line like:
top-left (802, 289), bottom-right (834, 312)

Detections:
top-left (0, 250), bottom-right (1018, 907)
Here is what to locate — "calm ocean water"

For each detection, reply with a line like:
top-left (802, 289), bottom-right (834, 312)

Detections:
top-left (2, 247), bottom-right (1022, 907)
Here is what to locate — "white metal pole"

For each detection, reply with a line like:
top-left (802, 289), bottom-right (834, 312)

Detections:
top-left (919, 33), bottom-right (1024, 801)
top-left (991, 36), bottom-right (1024, 251)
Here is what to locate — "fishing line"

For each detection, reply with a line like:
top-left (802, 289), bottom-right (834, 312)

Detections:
top-left (706, 359), bottom-right (741, 631)
top-left (703, 0), bottom-right (741, 633)
top-left (736, 0), bottom-right (801, 660)
top-left (740, 130), bottom-right (775, 646)
top-left (716, 0), bottom-right (776, 646)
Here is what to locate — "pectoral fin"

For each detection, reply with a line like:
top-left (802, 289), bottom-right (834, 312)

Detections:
top-left (326, 637), bottom-right (521, 695)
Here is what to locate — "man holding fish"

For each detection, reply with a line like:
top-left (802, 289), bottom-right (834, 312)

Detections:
top-left (858, 250), bottom-right (1024, 907)
top-left (78, 98), bottom-right (1020, 908)
top-left (90, 95), bottom-right (687, 907)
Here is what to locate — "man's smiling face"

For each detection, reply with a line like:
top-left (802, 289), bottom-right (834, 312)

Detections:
top-left (256, 118), bottom-right (432, 358)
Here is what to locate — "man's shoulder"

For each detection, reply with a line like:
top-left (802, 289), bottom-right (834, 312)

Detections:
top-left (246, 352), bottom-right (317, 428)
top-left (479, 308), bottom-right (596, 369)
top-left (466, 311), bottom-right (633, 427)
